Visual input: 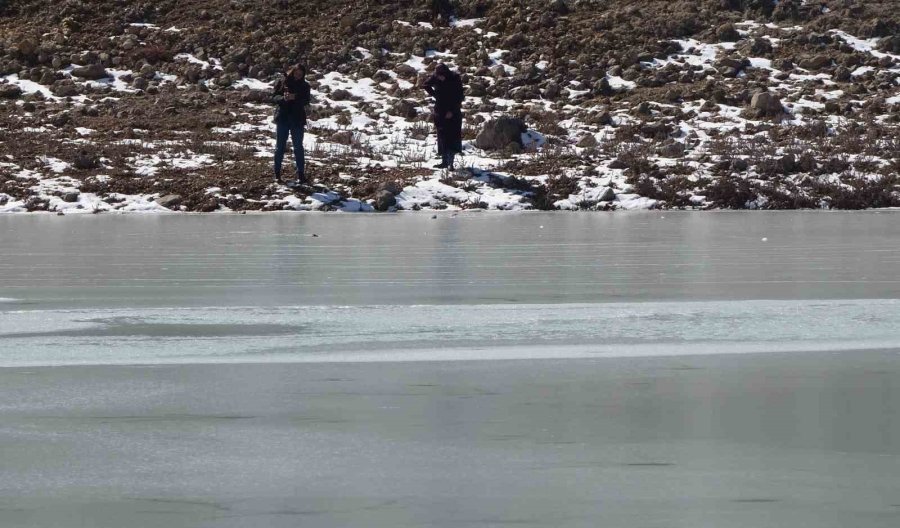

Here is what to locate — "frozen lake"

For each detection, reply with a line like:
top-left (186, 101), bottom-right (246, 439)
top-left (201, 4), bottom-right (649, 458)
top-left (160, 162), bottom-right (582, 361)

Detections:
top-left (1, 211), bottom-right (900, 527)
top-left (1, 211), bottom-right (900, 365)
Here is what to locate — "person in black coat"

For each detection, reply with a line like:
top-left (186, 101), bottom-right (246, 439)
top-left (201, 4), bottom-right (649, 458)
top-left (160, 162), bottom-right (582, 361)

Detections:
top-left (423, 63), bottom-right (464, 169)
top-left (271, 64), bottom-right (311, 183)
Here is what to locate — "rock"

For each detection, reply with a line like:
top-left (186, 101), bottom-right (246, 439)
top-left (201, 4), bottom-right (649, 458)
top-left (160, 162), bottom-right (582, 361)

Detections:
top-left (377, 181), bottom-right (403, 196)
top-left (395, 64), bottom-right (418, 78)
top-left (576, 134), bottom-right (598, 148)
top-left (390, 99), bottom-right (418, 119)
top-left (132, 76), bottom-right (148, 90)
top-left (39, 71), bottom-right (56, 85)
top-left (198, 197), bottom-right (219, 212)
top-left (0, 83), bottom-right (22, 99)
top-left (505, 33), bottom-right (528, 48)
top-left (740, 38), bottom-right (773, 56)
top-left (50, 111), bottom-right (71, 127)
top-left (549, 0), bottom-right (570, 14)
top-left (798, 55), bottom-right (832, 71)
top-left (778, 153), bottom-right (797, 174)
top-left (542, 81), bottom-right (560, 99)
top-left (330, 88), bottom-right (351, 101)
top-left (773, 58), bottom-right (794, 71)
top-left (749, 90), bottom-right (783, 117)
top-left (374, 190), bottom-right (396, 211)
top-left (71, 63), bottom-right (109, 80)
top-left (731, 158), bottom-right (749, 172)
top-left (633, 101), bottom-right (652, 116)
top-left (658, 140), bottom-right (685, 158)
top-left (330, 130), bottom-right (354, 145)
top-left (17, 39), bottom-right (38, 57)
top-left (73, 150), bottom-right (99, 170)
top-left (716, 23), bottom-right (740, 42)
top-left (474, 117), bottom-right (527, 150)
top-left (156, 194), bottom-right (183, 209)
top-left (833, 66), bottom-right (851, 82)
top-left (716, 57), bottom-right (746, 77)
top-left (62, 192), bottom-right (80, 203)
top-left (592, 77), bottom-right (613, 96)
top-left (598, 187), bottom-right (616, 202)
top-left (243, 13), bottom-right (259, 29)
top-left (139, 63), bottom-right (156, 79)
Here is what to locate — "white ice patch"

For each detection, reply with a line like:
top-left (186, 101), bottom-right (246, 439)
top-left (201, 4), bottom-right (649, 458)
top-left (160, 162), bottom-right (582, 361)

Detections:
top-left (6, 299), bottom-right (900, 366)
top-left (451, 18), bottom-right (483, 28)
top-left (606, 75), bottom-right (636, 90)
top-left (831, 30), bottom-right (899, 61)
top-left (40, 157), bottom-right (70, 174)
top-left (174, 53), bottom-right (221, 70)
top-left (2, 74), bottom-right (56, 99)
top-left (234, 78), bottom-right (273, 91)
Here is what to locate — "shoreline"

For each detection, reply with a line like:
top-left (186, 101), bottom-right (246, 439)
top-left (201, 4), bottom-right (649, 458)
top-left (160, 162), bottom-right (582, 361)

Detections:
top-left (2, 205), bottom-right (900, 216)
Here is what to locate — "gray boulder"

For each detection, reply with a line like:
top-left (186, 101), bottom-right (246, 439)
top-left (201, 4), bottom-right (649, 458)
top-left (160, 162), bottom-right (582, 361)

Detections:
top-left (71, 64), bottom-right (109, 80)
top-left (377, 181), bottom-right (403, 196)
top-left (576, 134), bottom-right (598, 148)
top-left (749, 91), bottom-right (784, 118)
top-left (156, 194), bottom-right (183, 209)
top-left (475, 117), bottom-right (527, 151)
top-left (390, 99), bottom-right (418, 119)
top-left (51, 81), bottom-right (78, 97)
top-left (374, 190), bottom-right (396, 212)
top-left (716, 23), bottom-right (740, 42)
top-left (798, 55), bottom-right (831, 71)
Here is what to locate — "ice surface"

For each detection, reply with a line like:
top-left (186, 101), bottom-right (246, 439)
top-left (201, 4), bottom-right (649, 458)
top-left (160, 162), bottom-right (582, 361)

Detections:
top-left (2, 299), bottom-right (900, 367)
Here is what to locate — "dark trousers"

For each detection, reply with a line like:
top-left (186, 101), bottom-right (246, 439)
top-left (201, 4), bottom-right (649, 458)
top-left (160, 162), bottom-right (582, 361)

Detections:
top-left (274, 119), bottom-right (305, 179)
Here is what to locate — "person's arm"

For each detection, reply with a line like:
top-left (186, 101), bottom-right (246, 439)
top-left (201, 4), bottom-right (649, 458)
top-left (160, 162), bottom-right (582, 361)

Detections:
top-left (423, 75), bottom-right (437, 96)
top-left (271, 79), bottom-right (286, 104)
top-left (301, 82), bottom-right (312, 107)
top-left (453, 77), bottom-right (465, 107)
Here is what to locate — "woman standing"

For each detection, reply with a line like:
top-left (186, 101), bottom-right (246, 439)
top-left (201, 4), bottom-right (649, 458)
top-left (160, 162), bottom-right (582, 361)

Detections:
top-left (271, 64), bottom-right (311, 184)
top-left (423, 63), bottom-right (464, 170)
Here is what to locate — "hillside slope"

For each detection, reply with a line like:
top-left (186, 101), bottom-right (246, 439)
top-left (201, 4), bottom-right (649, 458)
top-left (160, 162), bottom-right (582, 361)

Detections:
top-left (1, 0), bottom-right (898, 212)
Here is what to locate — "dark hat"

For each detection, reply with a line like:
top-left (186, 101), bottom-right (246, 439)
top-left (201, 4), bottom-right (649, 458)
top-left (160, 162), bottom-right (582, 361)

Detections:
top-left (435, 63), bottom-right (451, 75)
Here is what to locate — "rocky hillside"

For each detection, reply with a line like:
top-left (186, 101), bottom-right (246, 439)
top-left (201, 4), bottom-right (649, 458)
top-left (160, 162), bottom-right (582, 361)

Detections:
top-left (1, 0), bottom-right (898, 212)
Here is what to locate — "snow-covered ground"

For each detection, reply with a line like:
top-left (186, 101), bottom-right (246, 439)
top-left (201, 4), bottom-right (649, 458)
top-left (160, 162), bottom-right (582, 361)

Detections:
top-left (1, 17), bottom-right (898, 213)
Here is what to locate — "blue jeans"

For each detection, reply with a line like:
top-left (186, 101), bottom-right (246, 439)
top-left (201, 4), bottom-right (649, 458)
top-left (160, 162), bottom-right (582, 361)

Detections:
top-left (274, 120), bottom-right (305, 179)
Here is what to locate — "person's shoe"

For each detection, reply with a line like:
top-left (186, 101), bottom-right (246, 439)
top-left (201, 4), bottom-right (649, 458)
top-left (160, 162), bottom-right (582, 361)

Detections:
top-left (434, 162), bottom-right (449, 169)
top-left (275, 173), bottom-right (283, 183)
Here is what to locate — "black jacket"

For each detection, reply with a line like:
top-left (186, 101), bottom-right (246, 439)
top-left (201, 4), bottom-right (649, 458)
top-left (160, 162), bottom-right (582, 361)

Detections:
top-left (424, 71), bottom-right (465, 154)
top-left (424, 71), bottom-right (464, 118)
top-left (272, 75), bottom-right (311, 125)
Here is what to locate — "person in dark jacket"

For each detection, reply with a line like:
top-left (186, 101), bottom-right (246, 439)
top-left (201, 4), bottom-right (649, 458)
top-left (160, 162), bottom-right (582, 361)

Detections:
top-left (423, 63), bottom-right (464, 169)
top-left (271, 64), bottom-right (312, 184)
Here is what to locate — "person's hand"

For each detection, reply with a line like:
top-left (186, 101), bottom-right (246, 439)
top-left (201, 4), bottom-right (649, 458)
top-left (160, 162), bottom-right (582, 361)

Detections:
top-left (284, 93), bottom-right (296, 101)
top-left (445, 111), bottom-right (453, 119)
